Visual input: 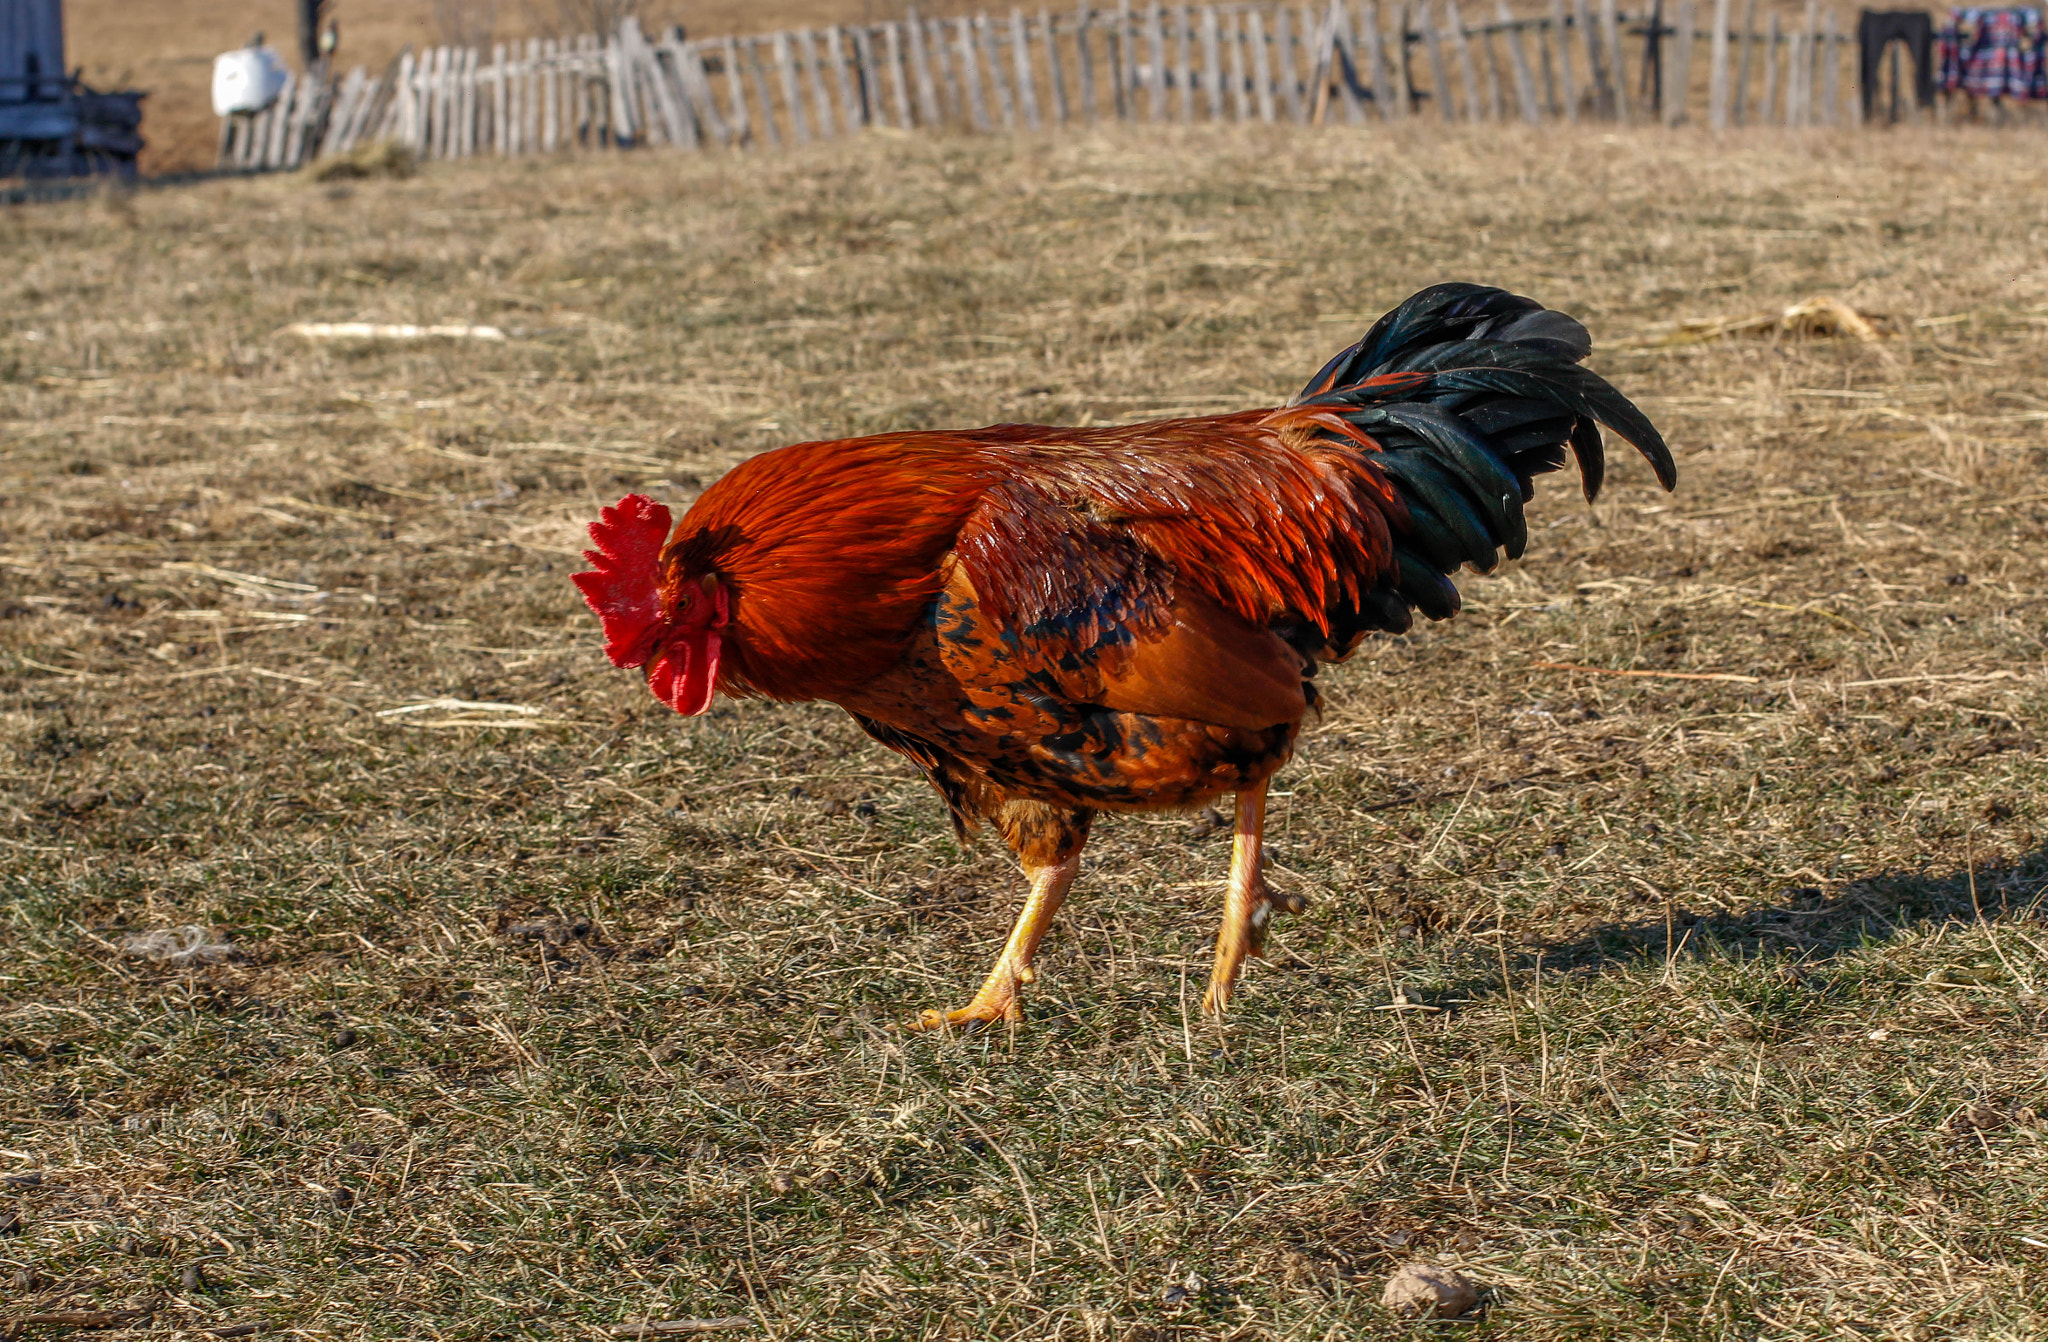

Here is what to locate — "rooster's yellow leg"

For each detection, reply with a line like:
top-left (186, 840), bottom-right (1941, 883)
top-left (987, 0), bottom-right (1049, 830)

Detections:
top-left (910, 852), bottom-right (1081, 1030)
top-left (1202, 781), bottom-right (1302, 1015)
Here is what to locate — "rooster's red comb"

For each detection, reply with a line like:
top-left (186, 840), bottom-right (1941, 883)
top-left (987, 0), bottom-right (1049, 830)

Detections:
top-left (571, 494), bottom-right (674, 668)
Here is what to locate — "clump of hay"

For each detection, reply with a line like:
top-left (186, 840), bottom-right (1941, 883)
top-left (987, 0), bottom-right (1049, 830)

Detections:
top-left (307, 140), bottom-right (417, 182)
top-left (1659, 295), bottom-right (1889, 346)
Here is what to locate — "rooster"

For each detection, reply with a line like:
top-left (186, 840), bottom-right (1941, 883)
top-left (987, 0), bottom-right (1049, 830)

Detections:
top-left (574, 284), bottom-right (1673, 1028)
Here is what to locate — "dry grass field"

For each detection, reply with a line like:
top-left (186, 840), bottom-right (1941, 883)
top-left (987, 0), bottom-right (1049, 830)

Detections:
top-left (4, 123), bottom-right (2048, 1340)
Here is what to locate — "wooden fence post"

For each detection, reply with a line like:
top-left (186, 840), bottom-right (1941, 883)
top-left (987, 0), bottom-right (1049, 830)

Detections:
top-left (1144, 3), bottom-right (1168, 119)
top-left (1793, 0), bottom-right (1810, 123)
top-left (1732, 0), bottom-right (1756, 124)
top-left (536, 42), bottom-right (555, 150)
top-left (1164, 3), bottom-right (1186, 121)
top-left (447, 47), bottom-right (466, 156)
top-left (1075, 2), bottom-right (1100, 119)
top-left (770, 33), bottom-right (805, 142)
top-left (1363, 0), bottom-right (1392, 117)
top-left (269, 72), bottom-right (299, 166)
top-left (514, 40), bottom-right (531, 152)
top-left (850, 25), bottom-right (878, 127)
top-left (1572, 0), bottom-right (1605, 115)
top-left (471, 44), bottom-right (490, 153)
top-left (1820, 8), bottom-right (1837, 125)
top-left (1246, 7), bottom-right (1276, 119)
top-left (1663, 0), bottom-right (1692, 124)
top-left (1385, 0), bottom-right (1411, 116)
top-left (745, 38), bottom-right (782, 146)
top-left (1043, 8), bottom-right (1070, 122)
top-left (1199, 6), bottom-right (1224, 119)
top-left (1273, 6), bottom-right (1304, 121)
top-left (1496, 3), bottom-right (1540, 121)
top-left (724, 39), bottom-right (751, 146)
top-left (1330, 0), bottom-right (1366, 122)
top-left (1479, 18), bottom-right (1507, 120)
top-left (1222, 9), bottom-right (1246, 118)
top-left (280, 67), bottom-right (312, 166)
top-left (520, 40), bottom-right (535, 150)
top-left (1706, 0), bottom-right (1730, 127)
top-left (975, 17), bottom-right (1012, 127)
top-left (829, 27), bottom-right (864, 130)
top-left (950, 18), bottom-right (988, 128)
top-left (1597, 0), bottom-right (1629, 119)
top-left (569, 38), bottom-right (587, 149)
top-left (673, 37), bottom-right (728, 145)
top-left (1443, 0), bottom-right (1480, 120)
top-left (419, 48), bottom-right (439, 157)
top-left (906, 17), bottom-right (942, 125)
top-left (929, 18), bottom-right (962, 122)
top-left (796, 30), bottom-right (833, 138)
top-left (318, 65), bottom-right (359, 156)
top-left (607, 34), bottom-right (636, 149)
top-left (631, 22), bottom-right (683, 146)
top-left (1306, 0), bottom-right (1334, 123)
top-left (417, 48), bottom-right (437, 157)
top-left (1418, 1), bottom-right (1453, 120)
top-left (1005, 10), bottom-right (1037, 128)
top-left (1759, 13), bottom-right (1779, 123)
top-left (881, 24), bottom-right (911, 127)
top-left (1112, 0), bottom-right (1133, 119)
top-left (1545, 0), bottom-right (1575, 118)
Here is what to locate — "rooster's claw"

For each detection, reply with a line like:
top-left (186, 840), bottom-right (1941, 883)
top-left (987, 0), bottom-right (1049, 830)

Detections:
top-left (908, 998), bottom-right (1023, 1031)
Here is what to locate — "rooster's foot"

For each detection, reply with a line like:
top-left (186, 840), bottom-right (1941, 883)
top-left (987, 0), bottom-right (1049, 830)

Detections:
top-left (908, 992), bottom-right (1024, 1031)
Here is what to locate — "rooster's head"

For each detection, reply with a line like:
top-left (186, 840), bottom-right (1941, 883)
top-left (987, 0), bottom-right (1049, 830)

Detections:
top-left (572, 494), bottom-right (729, 717)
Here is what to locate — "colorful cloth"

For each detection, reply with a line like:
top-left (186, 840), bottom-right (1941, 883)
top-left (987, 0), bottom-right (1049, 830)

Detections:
top-left (1936, 7), bottom-right (2048, 99)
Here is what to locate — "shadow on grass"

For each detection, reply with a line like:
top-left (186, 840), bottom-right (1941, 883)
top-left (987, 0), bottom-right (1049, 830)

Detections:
top-left (1424, 846), bottom-right (2048, 1007)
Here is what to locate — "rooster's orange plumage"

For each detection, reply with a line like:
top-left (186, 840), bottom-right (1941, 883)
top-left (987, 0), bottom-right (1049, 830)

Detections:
top-left (575, 284), bottom-right (1674, 1027)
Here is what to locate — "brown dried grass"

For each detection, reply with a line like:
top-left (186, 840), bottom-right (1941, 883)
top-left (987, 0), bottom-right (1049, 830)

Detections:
top-left (2, 123), bottom-right (2047, 1339)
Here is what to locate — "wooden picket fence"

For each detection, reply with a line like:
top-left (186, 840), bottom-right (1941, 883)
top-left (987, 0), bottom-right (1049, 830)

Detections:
top-left (218, 0), bottom-right (1871, 171)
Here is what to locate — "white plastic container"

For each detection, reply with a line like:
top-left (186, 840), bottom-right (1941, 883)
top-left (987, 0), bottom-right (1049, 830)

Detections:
top-left (211, 47), bottom-right (290, 116)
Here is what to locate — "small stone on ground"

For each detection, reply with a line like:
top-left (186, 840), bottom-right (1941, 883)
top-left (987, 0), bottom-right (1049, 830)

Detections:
top-left (1381, 1262), bottom-right (1481, 1318)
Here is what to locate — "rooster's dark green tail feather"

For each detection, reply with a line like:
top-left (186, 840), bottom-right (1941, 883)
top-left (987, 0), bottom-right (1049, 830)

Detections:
top-left (1290, 283), bottom-right (1671, 650)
